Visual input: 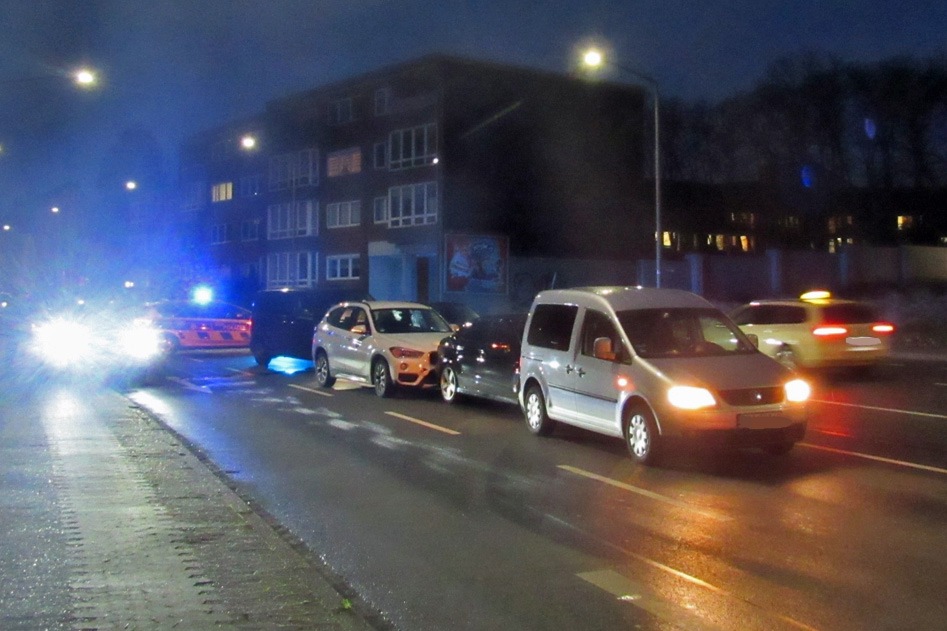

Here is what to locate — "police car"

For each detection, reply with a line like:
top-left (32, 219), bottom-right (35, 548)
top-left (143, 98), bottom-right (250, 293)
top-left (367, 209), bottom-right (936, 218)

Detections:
top-left (730, 291), bottom-right (895, 370)
top-left (145, 300), bottom-right (252, 352)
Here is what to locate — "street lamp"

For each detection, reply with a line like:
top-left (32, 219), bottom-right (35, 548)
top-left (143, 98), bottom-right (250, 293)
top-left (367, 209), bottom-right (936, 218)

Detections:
top-left (582, 48), bottom-right (663, 288)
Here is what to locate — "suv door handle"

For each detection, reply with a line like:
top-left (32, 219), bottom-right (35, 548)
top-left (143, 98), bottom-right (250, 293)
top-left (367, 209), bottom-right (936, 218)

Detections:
top-left (565, 364), bottom-right (586, 376)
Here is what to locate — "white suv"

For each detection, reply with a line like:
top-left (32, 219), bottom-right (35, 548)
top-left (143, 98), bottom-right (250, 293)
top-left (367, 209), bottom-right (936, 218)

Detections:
top-left (518, 287), bottom-right (811, 464)
top-left (312, 300), bottom-right (453, 397)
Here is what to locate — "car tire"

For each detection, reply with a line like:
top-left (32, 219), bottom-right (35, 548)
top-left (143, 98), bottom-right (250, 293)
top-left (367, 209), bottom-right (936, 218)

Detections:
top-left (439, 366), bottom-right (462, 403)
top-left (523, 385), bottom-right (555, 436)
top-left (774, 345), bottom-right (799, 370)
top-left (314, 350), bottom-right (335, 388)
top-left (251, 345), bottom-right (271, 367)
top-left (624, 404), bottom-right (662, 465)
top-left (373, 358), bottom-right (395, 398)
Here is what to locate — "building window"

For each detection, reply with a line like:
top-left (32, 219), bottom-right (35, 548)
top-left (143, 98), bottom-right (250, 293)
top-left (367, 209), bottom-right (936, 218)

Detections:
top-left (183, 181), bottom-right (205, 211)
top-left (374, 142), bottom-right (387, 169)
top-left (211, 224), bottom-right (228, 244)
top-left (327, 147), bottom-right (362, 177)
top-left (897, 215), bottom-right (915, 231)
top-left (239, 174), bottom-right (262, 197)
top-left (326, 254), bottom-right (360, 280)
top-left (329, 97), bottom-right (354, 125)
top-left (327, 200), bottom-right (361, 228)
top-left (388, 181), bottom-right (437, 228)
top-left (374, 88), bottom-right (390, 116)
top-left (269, 148), bottom-right (319, 190)
top-left (241, 220), bottom-right (259, 241)
top-left (373, 196), bottom-right (388, 223)
top-left (266, 250), bottom-right (318, 288)
top-left (388, 123), bottom-right (437, 170)
top-left (267, 199), bottom-right (317, 239)
top-left (211, 181), bottom-right (233, 203)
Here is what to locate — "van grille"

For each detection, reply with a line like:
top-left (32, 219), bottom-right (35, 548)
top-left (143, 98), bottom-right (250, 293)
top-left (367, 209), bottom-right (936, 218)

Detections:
top-left (718, 386), bottom-right (783, 406)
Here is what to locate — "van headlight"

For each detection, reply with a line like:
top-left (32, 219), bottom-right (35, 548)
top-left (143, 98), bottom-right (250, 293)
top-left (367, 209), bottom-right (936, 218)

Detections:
top-left (784, 378), bottom-right (811, 403)
top-left (667, 385), bottom-right (716, 410)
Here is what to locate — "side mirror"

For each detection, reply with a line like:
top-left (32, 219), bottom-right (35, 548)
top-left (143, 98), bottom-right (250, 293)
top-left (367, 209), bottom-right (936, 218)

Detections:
top-left (593, 337), bottom-right (617, 361)
top-left (351, 324), bottom-right (368, 335)
top-left (746, 333), bottom-right (759, 348)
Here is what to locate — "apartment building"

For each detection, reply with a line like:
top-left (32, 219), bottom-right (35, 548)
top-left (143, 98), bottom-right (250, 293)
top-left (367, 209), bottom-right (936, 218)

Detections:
top-left (178, 54), bottom-right (648, 309)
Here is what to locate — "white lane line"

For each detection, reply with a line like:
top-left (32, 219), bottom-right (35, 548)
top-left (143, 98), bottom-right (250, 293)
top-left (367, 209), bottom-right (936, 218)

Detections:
top-left (557, 465), bottom-right (732, 522)
top-left (226, 367), bottom-right (254, 377)
top-left (577, 570), bottom-right (721, 631)
top-left (799, 443), bottom-right (947, 475)
top-left (289, 384), bottom-right (334, 398)
top-left (811, 398), bottom-right (947, 420)
top-left (384, 411), bottom-right (461, 436)
top-left (166, 377), bottom-right (212, 393)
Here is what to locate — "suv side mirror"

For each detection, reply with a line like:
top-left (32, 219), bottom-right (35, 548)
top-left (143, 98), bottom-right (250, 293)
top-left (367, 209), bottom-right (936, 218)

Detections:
top-left (351, 324), bottom-right (368, 336)
top-left (593, 337), bottom-right (617, 361)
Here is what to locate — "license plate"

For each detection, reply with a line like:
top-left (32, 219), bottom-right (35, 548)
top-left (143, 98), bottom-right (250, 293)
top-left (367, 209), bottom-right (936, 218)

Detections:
top-left (737, 413), bottom-right (791, 430)
top-left (846, 336), bottom-right (881, 347)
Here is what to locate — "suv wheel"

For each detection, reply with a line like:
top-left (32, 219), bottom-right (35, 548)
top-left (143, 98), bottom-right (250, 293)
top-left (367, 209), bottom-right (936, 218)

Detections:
top-left (314, 351), bottom-right (335, 388)
top-left (523, 385), bottom-right (555, 436)
top-left (625, 404), bottom-right (662, 465)
top-left (373, 358), bottom-right (395, 398)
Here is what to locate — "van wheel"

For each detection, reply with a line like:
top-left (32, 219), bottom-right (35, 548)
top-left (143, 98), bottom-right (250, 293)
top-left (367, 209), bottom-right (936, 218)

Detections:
top-left (523, 385), bottom-right (555, 436)
top-left (314, 351), bottom-right (335, 388)
top-left (625, 404), bottom-right (662, 465)
top-left (775, 345), bottom-right (799, 370)
top-left (373, 359), bottom-right (395, 398)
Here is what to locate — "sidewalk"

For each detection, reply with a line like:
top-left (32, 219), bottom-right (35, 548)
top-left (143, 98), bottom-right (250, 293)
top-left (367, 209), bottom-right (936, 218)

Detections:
top-left (0, 384), bottom-right (380, 630)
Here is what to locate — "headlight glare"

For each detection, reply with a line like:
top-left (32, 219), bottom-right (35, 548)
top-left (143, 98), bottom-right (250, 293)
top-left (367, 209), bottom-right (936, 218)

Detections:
top-left (668, 385), bottom-right (716, 410)
top-left (784, 378), bottom-right (811, 403)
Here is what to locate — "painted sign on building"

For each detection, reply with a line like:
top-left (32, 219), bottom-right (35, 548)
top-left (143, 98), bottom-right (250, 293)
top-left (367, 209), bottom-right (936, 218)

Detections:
top-left (445, 234), bottom-right (508, 293)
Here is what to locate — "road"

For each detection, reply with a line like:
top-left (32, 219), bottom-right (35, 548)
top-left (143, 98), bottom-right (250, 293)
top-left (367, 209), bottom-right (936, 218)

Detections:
top-left (127, 351), bottom-right (947, 631)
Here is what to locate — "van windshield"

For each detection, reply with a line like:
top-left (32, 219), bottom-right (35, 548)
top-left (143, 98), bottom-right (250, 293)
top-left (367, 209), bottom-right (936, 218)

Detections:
top-left (616, 308), bottom-right (757, 359)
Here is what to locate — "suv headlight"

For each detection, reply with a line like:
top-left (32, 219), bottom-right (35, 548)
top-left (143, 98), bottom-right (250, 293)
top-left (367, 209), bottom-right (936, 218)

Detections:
top-left (667, 385), bottom-right (716, 410)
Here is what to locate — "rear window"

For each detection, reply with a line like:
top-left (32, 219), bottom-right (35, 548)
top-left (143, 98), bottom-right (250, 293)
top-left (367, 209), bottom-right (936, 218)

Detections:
top-left (732, 304), bottom-right (806, 325)
top-left (526, 304), bottom-right (578, 350)
top-left (820, 303), bottom-right (879, 324)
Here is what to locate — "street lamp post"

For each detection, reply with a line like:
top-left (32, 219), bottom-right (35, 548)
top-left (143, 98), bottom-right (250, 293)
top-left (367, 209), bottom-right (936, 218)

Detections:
top-left (582, 50), bottom-right (662, 288)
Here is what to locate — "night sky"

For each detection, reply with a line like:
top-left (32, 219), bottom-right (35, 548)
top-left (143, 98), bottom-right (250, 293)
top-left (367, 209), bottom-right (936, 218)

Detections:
top-left (1, 0), bottom-right (945, 224)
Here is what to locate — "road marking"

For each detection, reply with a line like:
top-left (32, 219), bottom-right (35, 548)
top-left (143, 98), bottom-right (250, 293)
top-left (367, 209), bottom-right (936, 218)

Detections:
top-left (166, 376), bottom-right (212, 393)
top-left (557, 465), bottom-right (732, 522)
top-left (799, 443), bottom-right (947, 475)
top-left (289, 384), bottom-right (334, 398)
top-left (226, 367), bottom-right (254, 377)
top-left (936, 383), bottom-right (947, 387)
top-left (384, 411), bottom-right (460, 435)
top-left (811, 398), bottom-right (947, 420)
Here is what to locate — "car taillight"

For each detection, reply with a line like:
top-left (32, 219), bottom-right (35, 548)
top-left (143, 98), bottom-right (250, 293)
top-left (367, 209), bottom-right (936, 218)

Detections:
top-left (872, 323), bottom-right (895, 334)
top-left (812, 325), bottom-right (847, 337)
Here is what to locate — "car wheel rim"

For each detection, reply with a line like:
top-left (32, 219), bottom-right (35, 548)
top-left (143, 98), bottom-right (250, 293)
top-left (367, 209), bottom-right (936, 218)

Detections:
top-left (374, 363), bottom-right (387, 395)
top-left (441, 368), bottom-right (456, 400)
top-left (628, 414), bottom-right (650, 458)
top-left (316, 356), bottom-right (328, 383)
top-left (526, 393), bottom-right (542, 430)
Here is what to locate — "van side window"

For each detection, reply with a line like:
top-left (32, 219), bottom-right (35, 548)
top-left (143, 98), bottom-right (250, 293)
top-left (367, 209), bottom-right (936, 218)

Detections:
top-left (580, 310), bottom-right (623, 361)
top-left (526, 304), bottom-right (578, 350)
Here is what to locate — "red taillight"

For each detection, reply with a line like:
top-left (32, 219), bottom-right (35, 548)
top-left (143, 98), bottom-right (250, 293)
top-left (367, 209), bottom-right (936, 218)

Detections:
top-left (872, 323), bottom-right (895, 334)
top-left (812, 325), bottom-right (848, 337)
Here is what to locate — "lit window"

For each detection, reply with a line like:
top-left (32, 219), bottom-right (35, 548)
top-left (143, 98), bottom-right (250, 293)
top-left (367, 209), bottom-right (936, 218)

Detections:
top-left (211, 182), bottom-right (233, 203)
top-left (327, 147), bottom-right (362, 177)
top-left (897, 215), bottom-right (915, 231)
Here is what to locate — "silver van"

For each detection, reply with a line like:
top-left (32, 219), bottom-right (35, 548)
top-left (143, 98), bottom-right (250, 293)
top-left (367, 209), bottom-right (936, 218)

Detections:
top-left (518, 286), bottom-right (811, 464)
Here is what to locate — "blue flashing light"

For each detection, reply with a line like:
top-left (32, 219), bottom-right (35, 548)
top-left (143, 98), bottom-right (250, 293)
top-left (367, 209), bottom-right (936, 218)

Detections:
top-left (800, 165), bottom-right (814, 189)
top-left (192, 285), bottom-right (214, 305)
top-left (864, 118), bottom-right (877, 140)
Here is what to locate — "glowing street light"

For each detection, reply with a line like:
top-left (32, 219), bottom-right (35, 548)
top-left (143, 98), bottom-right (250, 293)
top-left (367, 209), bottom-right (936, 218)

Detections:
top-left (582, 47), bottom-right (663, 288)
top-left (74, 68), bottom-right (97, 88)
top-left (241, 134), bottom-right (257, 150)
top-left (125, 180), bottom-right (137, 191)
top-left (51, 206), bottom-right (60, 214)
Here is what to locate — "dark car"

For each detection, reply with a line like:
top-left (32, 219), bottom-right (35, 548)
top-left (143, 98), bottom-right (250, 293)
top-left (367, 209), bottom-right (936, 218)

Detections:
top-left (428, 301), bottom-right (479, 328)
top-left (436, 312), bottom-right (527, 404)
top-left (250, 288), bottom-right (369, 367)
